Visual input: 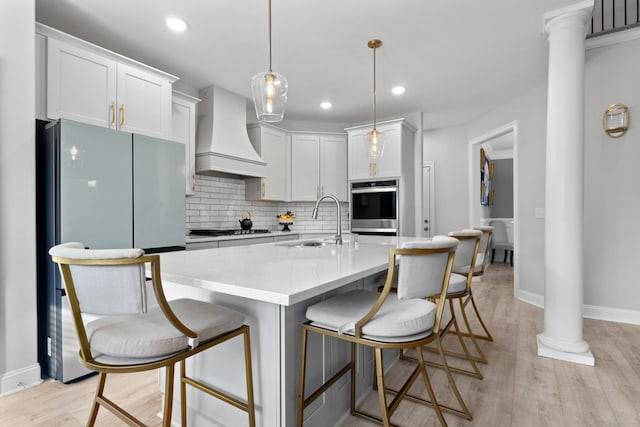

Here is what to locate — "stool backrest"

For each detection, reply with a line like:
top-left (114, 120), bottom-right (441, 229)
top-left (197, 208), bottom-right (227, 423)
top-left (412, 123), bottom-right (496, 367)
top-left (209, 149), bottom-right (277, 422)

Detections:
top-left (396, 237), bottom-right (458, 300)
top-left (446, 229), bottom-right (482, 273)
top-left (49, 242), bottom-right (147, 316)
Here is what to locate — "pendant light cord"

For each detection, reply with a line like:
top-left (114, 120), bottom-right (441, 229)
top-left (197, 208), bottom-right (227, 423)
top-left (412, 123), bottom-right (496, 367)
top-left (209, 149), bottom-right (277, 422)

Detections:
top-left (268, 0), bottom-right (273, 72)
top-left (373, 44), bottom-right (377, 130)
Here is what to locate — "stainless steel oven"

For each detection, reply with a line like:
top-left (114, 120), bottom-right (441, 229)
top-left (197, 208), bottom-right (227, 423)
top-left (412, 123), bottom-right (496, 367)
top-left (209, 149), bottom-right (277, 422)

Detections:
top-left (350, 179), bottom-right (398, 235)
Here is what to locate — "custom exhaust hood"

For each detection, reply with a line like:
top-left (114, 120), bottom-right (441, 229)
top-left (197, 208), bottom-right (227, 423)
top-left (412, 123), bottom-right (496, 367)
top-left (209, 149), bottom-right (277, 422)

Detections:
top-left (195, 85), bottom-right (267, 178)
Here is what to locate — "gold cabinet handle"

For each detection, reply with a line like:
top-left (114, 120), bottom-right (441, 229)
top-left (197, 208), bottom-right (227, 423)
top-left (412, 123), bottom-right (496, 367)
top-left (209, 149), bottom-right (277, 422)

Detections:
top-left (110, 101), bottom-right (116, 126)
top-left (374, 162), bottom-right (377, 176)
top-left (192, 173), bottom-right (196, 192)
top-left (119, 104), bottom-right (125, 127)
top-left (369, 162), bottom-right (372, 176)
top-left (262, 182), bottom-right (266, 197)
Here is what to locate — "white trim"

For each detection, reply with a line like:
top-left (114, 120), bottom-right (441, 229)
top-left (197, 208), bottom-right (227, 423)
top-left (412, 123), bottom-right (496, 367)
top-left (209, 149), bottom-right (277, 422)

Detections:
top-left (583, 304), bottom-right (640, 325)
top-left (0, 364), bottom-right (42, 397)
top-left (517, 289), bottom-right (544, 309)
top-left (422, 162), bottom-right (435, 238)
top-left (517, 290), bottom-right (640, 326)
top-left (586, 26), bottom-right (640, 50)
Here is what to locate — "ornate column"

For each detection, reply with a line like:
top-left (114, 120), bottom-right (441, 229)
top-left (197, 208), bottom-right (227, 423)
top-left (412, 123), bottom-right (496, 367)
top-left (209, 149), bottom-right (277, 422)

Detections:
top-left (537, 0), bottom-right (595, 366)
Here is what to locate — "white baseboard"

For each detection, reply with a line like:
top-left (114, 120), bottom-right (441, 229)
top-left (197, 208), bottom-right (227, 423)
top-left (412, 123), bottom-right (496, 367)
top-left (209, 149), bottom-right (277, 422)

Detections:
top-left (0, 364), bottom-right (42, 397)
top-left (516, 289), bottom-right (544, 309)
top-left (516, 290), bottom-right (640, 325)
top-left (583, 304), bottom-right (640, 325)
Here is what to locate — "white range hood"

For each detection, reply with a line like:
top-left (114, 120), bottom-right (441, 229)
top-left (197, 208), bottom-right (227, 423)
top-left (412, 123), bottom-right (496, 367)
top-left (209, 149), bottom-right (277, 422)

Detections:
top-left (195, 85), bottom-right (267, 178)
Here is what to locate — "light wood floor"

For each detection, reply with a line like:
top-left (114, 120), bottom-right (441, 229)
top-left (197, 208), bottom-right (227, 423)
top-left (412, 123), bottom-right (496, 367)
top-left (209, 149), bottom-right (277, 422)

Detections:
top-left (2, 263), bottom-right (639, 426)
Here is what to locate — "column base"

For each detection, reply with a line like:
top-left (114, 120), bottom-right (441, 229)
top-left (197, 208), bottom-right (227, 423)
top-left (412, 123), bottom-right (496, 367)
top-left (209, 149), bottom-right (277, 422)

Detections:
top-left (536, 334), bottom-right (595, 366)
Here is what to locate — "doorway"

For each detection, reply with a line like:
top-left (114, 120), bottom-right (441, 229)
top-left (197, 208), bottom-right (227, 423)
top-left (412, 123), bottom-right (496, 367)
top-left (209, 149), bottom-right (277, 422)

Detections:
top-left (469, 121), bottom-right (519, 295)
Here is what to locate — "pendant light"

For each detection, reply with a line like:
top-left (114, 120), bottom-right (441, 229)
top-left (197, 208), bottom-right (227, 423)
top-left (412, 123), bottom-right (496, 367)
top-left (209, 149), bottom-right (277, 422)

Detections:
top-left (251, 0), bottom-right (288, 122)
top-left (365, 39), bottom-right (385, 160)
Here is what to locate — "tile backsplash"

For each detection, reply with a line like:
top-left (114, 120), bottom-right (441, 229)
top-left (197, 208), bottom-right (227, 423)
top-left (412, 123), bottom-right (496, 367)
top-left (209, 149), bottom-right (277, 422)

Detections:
top-left (186, 175), bottom-right (349, 233)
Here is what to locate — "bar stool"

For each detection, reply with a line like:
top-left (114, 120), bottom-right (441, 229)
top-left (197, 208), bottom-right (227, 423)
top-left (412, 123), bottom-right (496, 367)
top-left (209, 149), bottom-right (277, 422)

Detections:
top-left (49, 242), bottom-right (256, 427)
top-left (297, 237), bottom-right (471, 427)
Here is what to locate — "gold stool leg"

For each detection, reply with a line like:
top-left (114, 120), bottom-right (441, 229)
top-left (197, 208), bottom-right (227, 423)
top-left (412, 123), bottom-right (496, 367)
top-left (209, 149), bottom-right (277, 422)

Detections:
top-left (468, 291), bottom-right (494, 341)
top-left (163, 364), bottom-right (175, 427)
top-left (374, 347), bottom-right (392, 427)
top-left (436, 336), bottom-right (471, 420)
top-left (458, 297), bottom-right (488, 364)
top-left (243, 326), bottom-right (256, 427)
top-left (87, 372), bottom-right (106, 427)
top-left (179, 360), bottom-right (186, 427)
top-left (415, 345), bottom-right (448, 426)
top-left (448, 299), bottom-right (484, 376)
top-left (297, 326), bottom-right (309, 427)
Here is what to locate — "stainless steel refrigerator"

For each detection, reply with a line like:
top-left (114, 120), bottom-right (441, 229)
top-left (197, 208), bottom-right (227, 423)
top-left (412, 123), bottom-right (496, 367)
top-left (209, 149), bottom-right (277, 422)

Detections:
top-left (36, 119), bottom-right (186, 382)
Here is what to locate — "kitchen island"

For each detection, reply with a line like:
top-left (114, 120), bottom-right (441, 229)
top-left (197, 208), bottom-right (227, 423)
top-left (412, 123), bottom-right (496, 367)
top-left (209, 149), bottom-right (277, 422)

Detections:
top-left (158, 235), bottom-right (413, 427)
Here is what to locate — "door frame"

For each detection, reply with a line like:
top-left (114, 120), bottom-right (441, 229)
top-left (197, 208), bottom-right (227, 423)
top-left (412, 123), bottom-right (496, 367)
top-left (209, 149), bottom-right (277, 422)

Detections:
top-left (422, 161), bottom-right (435, 237)
top-left (468, 121), bottom-right (519, 296)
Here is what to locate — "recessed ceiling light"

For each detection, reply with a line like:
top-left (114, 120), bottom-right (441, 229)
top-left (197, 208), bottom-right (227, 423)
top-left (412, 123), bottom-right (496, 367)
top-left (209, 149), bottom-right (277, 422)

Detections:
top-left (320, 101), bottom-right (332, 110)
top-left (392, 86), bottom-right (406, 95)
top-left (166, 17), bottom-right (187, 32)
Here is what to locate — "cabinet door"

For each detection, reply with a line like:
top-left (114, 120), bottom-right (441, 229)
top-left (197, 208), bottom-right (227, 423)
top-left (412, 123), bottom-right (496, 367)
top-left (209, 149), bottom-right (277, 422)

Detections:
top-left (348, 131), bottom-right (372, 180)
top-left (291, 134), bottom-right (320, 201)
top-left (172, 92), bottom-right (199, 196)
top-left (320, 135), bottom-right (347, 201)
top-left (374, 126), bottom-right (402, 178)
top-left (47, 38), bottom-right (117, 128)
top-left (261, 127), bottom-right (287, 200)
top-left (117, 63), bottom-right (172, 139)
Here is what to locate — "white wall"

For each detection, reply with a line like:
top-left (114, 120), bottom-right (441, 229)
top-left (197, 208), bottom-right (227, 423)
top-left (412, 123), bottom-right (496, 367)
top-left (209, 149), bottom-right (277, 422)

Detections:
top-left (0, 0), bottom-right (41, 395)
top-left (584, 34), bottom-right (640, 317)
top-left (492, 159), bottom-right (514, 218)
top-left (422, 124), bottom-right (469, 235)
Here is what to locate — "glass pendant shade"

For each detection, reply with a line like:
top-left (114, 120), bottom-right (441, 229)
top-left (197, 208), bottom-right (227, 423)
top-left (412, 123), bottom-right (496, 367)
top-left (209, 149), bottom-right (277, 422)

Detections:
top-left (251, 71), bottom-right (288, 123)
top-left (366, 39), bottom-right (385, 161)
top-left (365, 128), bottom-right (386, 159)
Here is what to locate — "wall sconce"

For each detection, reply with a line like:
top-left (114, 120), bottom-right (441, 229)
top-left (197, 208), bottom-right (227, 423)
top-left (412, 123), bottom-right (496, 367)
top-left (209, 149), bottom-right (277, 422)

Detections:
top-left (603, 103), bottom-right (629, 138)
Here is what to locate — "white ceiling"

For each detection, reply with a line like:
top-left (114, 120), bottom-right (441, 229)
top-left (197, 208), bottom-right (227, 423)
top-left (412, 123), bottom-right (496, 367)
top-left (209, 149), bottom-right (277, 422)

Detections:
top-left (35, 0), bottom-right (577, 127)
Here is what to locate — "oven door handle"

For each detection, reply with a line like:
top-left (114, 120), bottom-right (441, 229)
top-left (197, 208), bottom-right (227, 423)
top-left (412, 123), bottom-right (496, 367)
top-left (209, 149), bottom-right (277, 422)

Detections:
top-left (351, 187), bottom-right (397, 194)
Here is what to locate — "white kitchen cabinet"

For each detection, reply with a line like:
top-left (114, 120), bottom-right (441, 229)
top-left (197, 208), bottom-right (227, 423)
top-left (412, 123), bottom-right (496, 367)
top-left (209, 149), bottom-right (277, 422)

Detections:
top-left (172, 91), bottom-right (200, 196)
top-left (41, 25), bottom-right (176, 139)
top-left (245, 124), bottom-right (288, 201)
top-left (346, 119), bottom-right (415, 180)
top-left (291, 133), bottom-right (347, 201)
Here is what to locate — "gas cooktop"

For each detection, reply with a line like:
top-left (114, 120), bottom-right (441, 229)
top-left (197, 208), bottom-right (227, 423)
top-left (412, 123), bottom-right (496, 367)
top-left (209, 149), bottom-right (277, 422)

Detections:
top-left (189, 229), bottom-right (271, 237)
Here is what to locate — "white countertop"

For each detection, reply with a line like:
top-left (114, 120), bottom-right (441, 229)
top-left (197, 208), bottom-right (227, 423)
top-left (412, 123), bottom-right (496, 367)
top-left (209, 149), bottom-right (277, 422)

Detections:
top-left (159, 235), bottom-right (419, 306)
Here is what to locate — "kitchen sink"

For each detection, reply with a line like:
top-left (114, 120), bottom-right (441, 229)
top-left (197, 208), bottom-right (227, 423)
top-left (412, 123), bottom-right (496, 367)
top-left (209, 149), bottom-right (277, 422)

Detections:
top-left (278, 239), bottom-right (337, 248)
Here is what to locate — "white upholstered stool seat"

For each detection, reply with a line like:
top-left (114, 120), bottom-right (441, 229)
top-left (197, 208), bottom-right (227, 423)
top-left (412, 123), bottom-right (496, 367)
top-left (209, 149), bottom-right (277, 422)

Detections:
top-left (87, 298), bottom-right (244, 362)
top-left (306, 289), bottom-right (436, 341)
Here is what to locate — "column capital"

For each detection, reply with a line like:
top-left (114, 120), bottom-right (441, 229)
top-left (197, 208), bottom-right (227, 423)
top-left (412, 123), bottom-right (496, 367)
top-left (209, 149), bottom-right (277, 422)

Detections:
top-left (544, 0), bottom-right (594, 35)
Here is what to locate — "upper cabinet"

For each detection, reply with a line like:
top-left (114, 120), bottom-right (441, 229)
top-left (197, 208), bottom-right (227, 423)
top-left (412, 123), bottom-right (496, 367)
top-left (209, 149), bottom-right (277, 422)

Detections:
top-left (245, 124), bottom-right (288, 201)
top-left (171, 91), bottom-right (200, 196)
top-left (346, 119), bottom-right (416, 180)
top-left (38, 24), bottom-right (177, 139)
top-left (291, 133), bottom-right (347, 201)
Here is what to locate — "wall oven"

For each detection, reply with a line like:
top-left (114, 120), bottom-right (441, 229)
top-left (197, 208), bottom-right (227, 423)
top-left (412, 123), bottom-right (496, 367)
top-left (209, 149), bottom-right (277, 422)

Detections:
top-left (350, 179), bottom-right (398, 235)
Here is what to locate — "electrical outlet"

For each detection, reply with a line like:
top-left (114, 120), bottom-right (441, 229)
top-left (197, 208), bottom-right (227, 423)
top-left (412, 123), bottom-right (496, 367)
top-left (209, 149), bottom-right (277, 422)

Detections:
top-left (535, 208), bottom-right (545, 219)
